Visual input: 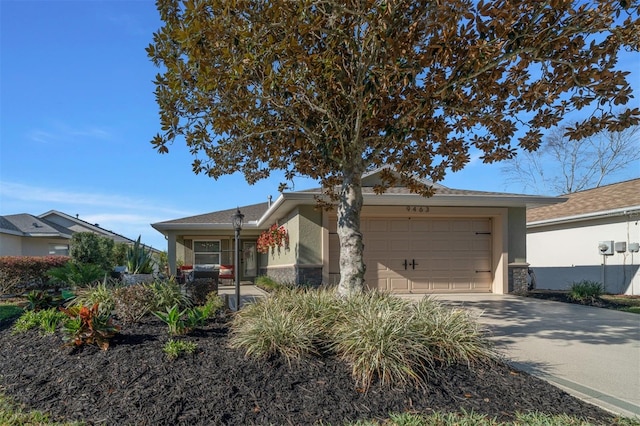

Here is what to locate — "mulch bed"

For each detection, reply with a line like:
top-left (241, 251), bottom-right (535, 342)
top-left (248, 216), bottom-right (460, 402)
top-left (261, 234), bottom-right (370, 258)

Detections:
top-left (524, 289), bottom-right (631, 310)
top-left (0, 312), bottom-right (617, 426)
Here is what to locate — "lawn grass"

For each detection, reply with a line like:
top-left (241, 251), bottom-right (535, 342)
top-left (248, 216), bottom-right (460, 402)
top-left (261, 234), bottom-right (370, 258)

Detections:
top-left (600, 294), bottom-right (640, 314)
top-left (0, 392), bottom-right (83, 426)
top-left (349, 411), bottom-right (640, 425)
top-left (0, 302), bottom-right (23, 322)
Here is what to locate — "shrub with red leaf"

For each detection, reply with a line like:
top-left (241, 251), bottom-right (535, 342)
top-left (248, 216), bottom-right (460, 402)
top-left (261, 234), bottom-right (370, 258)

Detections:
top-left (60, 303), bottom-right (120, 350)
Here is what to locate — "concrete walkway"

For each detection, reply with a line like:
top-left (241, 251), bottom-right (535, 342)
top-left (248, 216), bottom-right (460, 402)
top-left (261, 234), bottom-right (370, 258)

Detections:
top-left (424, 294), bottom-right (640, 419)
top-left (218, 283), bottom-right (269, 310)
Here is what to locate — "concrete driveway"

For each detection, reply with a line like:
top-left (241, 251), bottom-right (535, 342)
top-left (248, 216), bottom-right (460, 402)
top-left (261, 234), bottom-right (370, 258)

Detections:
top-left (419, 294), bottom-right (640, 418)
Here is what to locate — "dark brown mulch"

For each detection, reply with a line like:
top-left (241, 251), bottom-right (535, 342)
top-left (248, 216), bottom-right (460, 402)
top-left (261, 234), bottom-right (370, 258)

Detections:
top-left (0, 313), bottom-right (617, 426)
top-left (525, 289), bottom-right (630, 310)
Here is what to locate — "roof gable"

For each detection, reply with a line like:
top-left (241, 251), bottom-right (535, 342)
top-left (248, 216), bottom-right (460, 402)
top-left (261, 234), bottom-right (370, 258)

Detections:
top-left (39, 210), bottom-right (136, 244)
top-left (527, 178), bottom-right (640, 224)
top-left (154, 202), bottom-right (269, 226)
top-left (0, 214), bottom-right (72, 238)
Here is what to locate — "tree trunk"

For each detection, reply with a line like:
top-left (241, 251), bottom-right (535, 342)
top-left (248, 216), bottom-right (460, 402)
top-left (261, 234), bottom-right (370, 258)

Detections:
top-left (336, 168), bottom-right (366, 297)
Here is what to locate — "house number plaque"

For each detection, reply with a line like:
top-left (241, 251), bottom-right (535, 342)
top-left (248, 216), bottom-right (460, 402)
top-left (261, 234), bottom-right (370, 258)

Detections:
top-left (406, 206), bottom-right (429, 213)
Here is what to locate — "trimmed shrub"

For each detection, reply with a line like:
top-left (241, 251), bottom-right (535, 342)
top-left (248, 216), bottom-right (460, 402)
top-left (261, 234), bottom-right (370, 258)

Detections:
top-left (0, 256), bottom-right (70, 295)
top-left (70, 232), bottom-right (115, 271)
top-left (112, 284), bottom-right (155, 324)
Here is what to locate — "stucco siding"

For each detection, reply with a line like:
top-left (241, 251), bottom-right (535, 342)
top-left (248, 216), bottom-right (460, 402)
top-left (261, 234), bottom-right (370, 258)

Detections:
top-left (527, 217), bottom-right (640, 294)
top-left (0, 234), bottom-right (22, 256)
top-left (259, 210), bottom-right (297, 267)
top-left (508, 207), bottom-right (527, 263)
top-left (259, 206), bottom-right (324, 285)
top-left (261, 205), bottom-right (322, 266)
top-left (3, 237), bottom-right (69, 256)
top-left (296, 205), bottom-right (322, 265)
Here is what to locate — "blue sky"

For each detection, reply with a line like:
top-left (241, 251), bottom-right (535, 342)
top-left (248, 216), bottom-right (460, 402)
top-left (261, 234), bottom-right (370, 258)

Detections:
top-left (1, 1), bottom-right (639, 251)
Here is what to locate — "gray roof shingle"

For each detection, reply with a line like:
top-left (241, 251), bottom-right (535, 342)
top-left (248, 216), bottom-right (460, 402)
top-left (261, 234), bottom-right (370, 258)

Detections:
top-left (0, 214), bottom-right (71, 237)
top-left (157, 202), bottom-right (270, 225)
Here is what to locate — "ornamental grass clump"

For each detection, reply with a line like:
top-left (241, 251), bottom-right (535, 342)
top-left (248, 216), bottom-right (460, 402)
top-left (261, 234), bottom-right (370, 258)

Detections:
top-left (229, 292), bottom-right (323, 364)
top-left (410, 297), bottom-right (496, 371)
top-left (569, 280), bottom-right (604, 303)
top-left (67, 279), bottom-right (118, 316)
top-left (331, 292), bottom-right (429, 390)
top-left (230, 288), bottom-right (497, 391)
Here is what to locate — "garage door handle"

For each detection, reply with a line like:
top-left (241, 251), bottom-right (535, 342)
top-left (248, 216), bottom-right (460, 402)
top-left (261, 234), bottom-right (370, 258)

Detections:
top-left (475, 270), bottom-right (491, 273)
top-left (403, 259), bottom-right (408, 270)
top-left (411, 259), bottom-right (418, 269)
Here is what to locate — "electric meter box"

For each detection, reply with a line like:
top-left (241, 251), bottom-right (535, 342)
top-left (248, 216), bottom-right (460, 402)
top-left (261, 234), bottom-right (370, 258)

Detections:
top-left (598, 241), bottom-right (614, 255)
top-left (614, 242), bottom-right (627, 253)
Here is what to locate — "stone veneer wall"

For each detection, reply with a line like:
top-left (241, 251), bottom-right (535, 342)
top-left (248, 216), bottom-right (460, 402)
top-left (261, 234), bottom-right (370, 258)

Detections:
top-left (508, 262), bottom-right (530, 294)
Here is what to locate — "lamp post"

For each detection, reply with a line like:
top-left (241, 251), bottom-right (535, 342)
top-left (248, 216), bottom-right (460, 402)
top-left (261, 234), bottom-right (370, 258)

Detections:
top-left (231, 208), bottom-right (244, 311)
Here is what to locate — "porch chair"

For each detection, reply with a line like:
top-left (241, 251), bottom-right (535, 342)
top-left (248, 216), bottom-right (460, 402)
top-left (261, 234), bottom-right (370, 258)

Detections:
top-left (218, 264), bottom-right (234, 286)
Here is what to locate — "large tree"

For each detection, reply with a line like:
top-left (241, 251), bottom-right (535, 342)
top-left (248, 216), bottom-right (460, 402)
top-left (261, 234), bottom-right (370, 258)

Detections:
top-left (148, 0), bottom-right (640, 296)
top-left (502, 125), bottom-right (640, 194)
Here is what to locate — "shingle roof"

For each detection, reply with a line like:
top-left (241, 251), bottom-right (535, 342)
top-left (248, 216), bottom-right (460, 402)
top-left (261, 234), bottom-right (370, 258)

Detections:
top-left (0, 214), bottom-right (71, 237)
top-left (157, 181), bottom-right (559, 229)
top-left (301, 185), bottom-right (526, 197)
top-left (39, 210), bottom-right (138, 245)
top-left (526, 178), bottom-right (640, 223)
top-left (156, 202), bottom-right (269, 225)
top-left (0, 216), bottom-right (22, 234)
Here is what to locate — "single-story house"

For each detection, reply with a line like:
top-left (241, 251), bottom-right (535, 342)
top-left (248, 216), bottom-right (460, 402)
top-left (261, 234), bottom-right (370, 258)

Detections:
top-left (152, 168), bottom-right (563, 295)
top-left (527, 178), bottom-right (640, 295)
top-left (0, 210), bottom-right (140, 257)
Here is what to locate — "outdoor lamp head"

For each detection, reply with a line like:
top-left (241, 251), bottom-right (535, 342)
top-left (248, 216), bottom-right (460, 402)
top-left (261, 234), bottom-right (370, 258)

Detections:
top-left (232, 208), bottom-right (244, 231)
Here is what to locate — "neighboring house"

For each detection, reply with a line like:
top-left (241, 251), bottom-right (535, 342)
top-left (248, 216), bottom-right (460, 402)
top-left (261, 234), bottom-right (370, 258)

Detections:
top-left (0, 210), bottom-right (138, 257)
top-left (152, 168), bottom-right (562, 295)
top-left (527, 179), bottom-right (640, 295)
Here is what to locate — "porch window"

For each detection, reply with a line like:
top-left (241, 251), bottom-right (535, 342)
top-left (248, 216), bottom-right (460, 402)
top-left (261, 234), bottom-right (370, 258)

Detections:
top-left (193, 240), bottom-right (221, 267)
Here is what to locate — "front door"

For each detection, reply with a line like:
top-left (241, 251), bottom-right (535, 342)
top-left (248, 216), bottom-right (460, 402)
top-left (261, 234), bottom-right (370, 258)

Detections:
top-left (243, 241), bottom-right (257, 277)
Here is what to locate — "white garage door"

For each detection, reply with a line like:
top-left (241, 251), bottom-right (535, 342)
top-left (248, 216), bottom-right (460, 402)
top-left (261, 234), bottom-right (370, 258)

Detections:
top-left (363, 217), bottom-right (492, 293)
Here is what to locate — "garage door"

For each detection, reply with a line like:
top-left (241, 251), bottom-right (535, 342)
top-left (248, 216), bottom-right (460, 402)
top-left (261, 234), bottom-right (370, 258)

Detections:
top-left (363, 217), bottom-right (492, 293)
